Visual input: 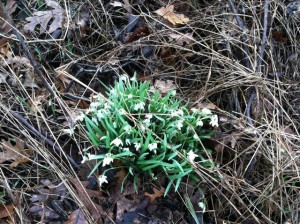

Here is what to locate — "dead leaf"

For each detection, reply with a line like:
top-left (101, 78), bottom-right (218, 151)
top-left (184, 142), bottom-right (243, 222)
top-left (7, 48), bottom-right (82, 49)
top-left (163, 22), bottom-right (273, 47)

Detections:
top-left (24, 0), bottom-right (65, 34)
top-left (65, 209), bottom-right (88, 224)
top-left (215, 132), bottom-right (242, 152)
top-left (155, 5), bottom-right (189, 25)
top-left (194, 102), bottom-right (217, 110)
top-left (69, 178), bottom-right (106, 221)
top-left (166, 32), bottom-right (194, 45)
top-left (0, 139), bottom-right (33, 168)
top-left (0, 0), bottom-right (17, 46)
top-left (0, 204), bottom-right (14, 219)
top-left (144, 187), bottom-right (164, 203)
top-left (154, 79), bottom-right (176, 94)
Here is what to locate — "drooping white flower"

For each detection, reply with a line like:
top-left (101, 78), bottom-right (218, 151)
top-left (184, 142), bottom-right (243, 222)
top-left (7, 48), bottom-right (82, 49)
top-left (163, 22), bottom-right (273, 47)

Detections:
top-left (128, 94), bottom-right (133, 99)
top-left (124, 125), bottom-right (132, 134)
top-left (102, 153), bottom-right (114, 166)
top-left (187, 150), bottom-right (198, 163)
top-left (81, 155), bottom-right (89, 164)
top-left (209, 115), bottom-right (218, 127)
top-left (196, 120), bottom-right (203, 127)
top-left (90, 101), bottom-right (101, 108)
top-left (130, 76), bottom-right (137, 82)
top-left (145, 114), bottom-right (153, 119)
top-left (75, 112), bottom-right (85, 122)
top-left (134, 102), bottom-right (145, 111)
top-left (171, 109), bottom-right (184, 117)
top-left (170, 90), bottom-right (176, 96)
top-left (120, 75), bottom-right (128, 81)
top-left (63, 128), bottom-right (75, 136)
top-left (134, 142), bottom-right (141, 151)
top-left (143, 119), bottom-right (151, 127)
top-left (97, 110), bottom-right (105, 120)
top-left (98, 175), bottom-right (108, 187)
top-left (148, 143), bottom-right (158, 151)
top-left (92, 117), bottom-right (98, 125)
top-left (125, 139), bottom-right (131, 145)
top-left (201, 108), bottom-right (212, 115)
top-left (177, 120), bottom-right (183, 130)
top-left (191, 108), bottom-right (199, 113)
top-left (111, 137), bottom-right (123, 147)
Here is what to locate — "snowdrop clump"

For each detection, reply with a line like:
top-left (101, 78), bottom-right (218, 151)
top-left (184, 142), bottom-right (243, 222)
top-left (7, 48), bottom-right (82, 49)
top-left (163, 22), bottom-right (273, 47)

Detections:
top-left (77, 74), bottom-right (218, 195)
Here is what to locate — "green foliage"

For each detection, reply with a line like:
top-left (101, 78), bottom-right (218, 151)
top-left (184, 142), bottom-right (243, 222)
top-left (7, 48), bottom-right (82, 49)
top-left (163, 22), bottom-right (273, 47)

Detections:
top-left (78, 74), bottom-right (218, 195)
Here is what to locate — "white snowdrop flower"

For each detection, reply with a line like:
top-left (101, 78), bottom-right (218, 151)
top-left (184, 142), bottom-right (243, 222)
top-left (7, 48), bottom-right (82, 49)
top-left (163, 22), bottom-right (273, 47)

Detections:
top-left (196, 120), bottom-right (203, 127)
top-left (143, 119), bottom-right (151, 127)
top-left (111, 137), bottom-right (123, 147)
top-left (201, 108), bottom-right (212, 115)
top-left (119, 108), bottom-right (126, 115)
top-left (120, 75), bottom-right (128, 81)
top-left (97, 110), bottom-right (105, 120)
top-left (75, 112), bottom-right (85, 122)
top-left (134, 102), bottom-right (145, 111)
top-left (171, 109), bottom-right (184, 117)
top-left (134, 142), bottom-right (141, 151)
top-left (170, 90), bottom-right (176, 96)
top-left (63, 128), bottom-right (74, 136)
top-left (113, 122), bottom-right (117, 128)
top-left (81, 155), bottom-right (89, 164)
top-left (130, 76), bottom-right (137, 82)
top-left (124, 125), bottom-right (132, 134)
top-left (148, 143), bottom-right (158, 151)
top-left (177, 120), bottom-right (183, 130)
top-left (149, 86), bottom-right (156, 93)
top-left (98, 175), bottom-right (108, 187)
top-left (104, 103), bottom-right (111, 110)
top-left (92, 117), bottom-right (98, 125)
top-left (128, 94), bottom-right (133, 99)
top-left (145, 114), bottom-right (153, 119)
top-left (140, 124), bottom-right (146, 132)
top-left (187, 150), bottom-right (198, 163)
top-left (125, 139), bottom-right (131, 145)
top-left (123, 148), bottom-right (130, 152)
top-left (191, 108), bottom-right (199, 113)
top-left (209, 115), bottom-right (218, 127)
top-left (102, 153), bottom-right (114, 166)
top-left (90, 101), bottom-right (101, 108)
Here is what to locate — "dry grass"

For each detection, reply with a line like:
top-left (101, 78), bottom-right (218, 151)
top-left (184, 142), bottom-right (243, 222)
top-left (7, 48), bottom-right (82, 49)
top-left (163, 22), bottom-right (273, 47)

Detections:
top-left (0, 0), bottom-right (299, 223)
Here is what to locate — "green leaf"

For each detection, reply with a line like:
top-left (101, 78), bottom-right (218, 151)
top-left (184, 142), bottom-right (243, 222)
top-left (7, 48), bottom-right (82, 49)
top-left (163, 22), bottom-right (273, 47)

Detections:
top-left (164, 180), bottom-right (173, 197)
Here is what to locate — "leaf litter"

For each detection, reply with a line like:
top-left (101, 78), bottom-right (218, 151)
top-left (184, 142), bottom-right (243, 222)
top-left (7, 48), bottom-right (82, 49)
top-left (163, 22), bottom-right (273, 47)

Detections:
top-left (0, 0), bottom-right (299, 223)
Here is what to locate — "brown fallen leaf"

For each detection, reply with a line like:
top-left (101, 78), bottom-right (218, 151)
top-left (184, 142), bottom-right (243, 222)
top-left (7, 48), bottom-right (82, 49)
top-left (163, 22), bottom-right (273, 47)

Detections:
top-left (24, 0), bottom-right (65, 34)
top-left (155, 5), bottom-right (189, 25)
top-left (0, 0), bottom-right (17, 46)
top-left (144, 187), bottom-right (164, 203)
top-left (0, 139), bottom-right (33, 168)
top-left (166, 32), bottom-right (194, 46)
top-left (65, 209), bottom-right (88, 224)
top-left (194, 102), bottom-right (217, 110)
top-left (69, 178), bottom-right (106, 221)
top-left (0, 204), bottom-right (14, 219)
top-left (154, 79), bottom-right (176, 95)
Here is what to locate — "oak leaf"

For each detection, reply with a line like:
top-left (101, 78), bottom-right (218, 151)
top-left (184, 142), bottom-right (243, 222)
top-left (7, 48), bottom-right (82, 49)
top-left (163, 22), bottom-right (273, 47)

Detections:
top-left (23, 0), bottom-right (65, 34)
top-left (155, 5), bottom-right (189, 25)
top-left (0, 139), bottom-right (33, 168)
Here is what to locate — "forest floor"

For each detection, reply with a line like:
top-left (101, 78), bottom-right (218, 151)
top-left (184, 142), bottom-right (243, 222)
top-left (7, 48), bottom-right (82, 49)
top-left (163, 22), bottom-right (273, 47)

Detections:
top-left (0, 0), bottom-right (300, 223)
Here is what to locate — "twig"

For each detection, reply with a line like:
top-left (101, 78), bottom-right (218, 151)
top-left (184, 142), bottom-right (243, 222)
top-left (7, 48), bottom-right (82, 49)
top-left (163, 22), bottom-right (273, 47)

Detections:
top-left (244, 0), bottom-right (270, 179)
top-left (10, 112), bottom-right (79, 170)
top-left (227, 0), bottom-right (252, 71)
